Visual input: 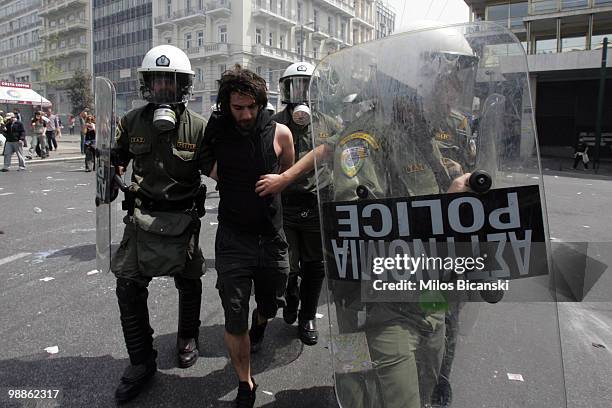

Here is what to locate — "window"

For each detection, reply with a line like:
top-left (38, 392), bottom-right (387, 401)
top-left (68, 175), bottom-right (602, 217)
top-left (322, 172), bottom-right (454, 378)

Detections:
top-left (256, 66), bottom-right (262, 75)
top-left (195, 67), bottom-right (203, 82)
top-left (197, 30), bottom-right (204, 47)
top-left (535, 37), bottom-right (557, 54)
top-left (218, 25), bottom-right (227, 43)
top-left (328, 16), bottom-right (333, 34)
top-left (279, 34), bottom-right (284, 49)
top-left (80, 35), bottom-right (86, 44)
top-left (314, 9), bottom-right (318, 29)
top-left (166, 37), bottom-right (172, 44)
top-left (186, 0), bottom-right (191, 12)
top-left (297, 39), bottom-right (302, 55)
top-left (166, 0), bottom-right (172, 18)
top-left (184, 32), bottom-right (192, 49)
top-left (60, 40), bottom-right (65, 48)
top-left (341, 22), bottom-right (346, 41)
top-left (313, 46), bottom-right (318, 58)
top-left (297, 1), bottom-right (302, 23)
top-left (269, 31), bottom-right (274, 47)
top-left (256, 28), bottom-right (262, 44)
top-left (218, 64), bottom-right (226, 74)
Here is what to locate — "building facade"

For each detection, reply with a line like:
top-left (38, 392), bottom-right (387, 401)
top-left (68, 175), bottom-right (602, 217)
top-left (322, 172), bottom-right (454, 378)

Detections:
top-left (38, 0), bottom-right (92, 115)
top-left (465, 0), bottom-right (612, 155)
top-left (0, 0), bottom-right (43, 91)
top-left (152, 0), bottom-right (376, 115)
top-left (375, 0), bottom-right (395, 39)
top-left (93, 0), bottom-right (153, 114)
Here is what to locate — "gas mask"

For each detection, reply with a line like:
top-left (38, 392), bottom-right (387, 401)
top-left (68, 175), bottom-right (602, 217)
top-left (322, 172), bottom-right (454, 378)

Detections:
top-left (291, 104), bottom-right (311, 126)
top-left (153, 104), bottom-right (177, 131)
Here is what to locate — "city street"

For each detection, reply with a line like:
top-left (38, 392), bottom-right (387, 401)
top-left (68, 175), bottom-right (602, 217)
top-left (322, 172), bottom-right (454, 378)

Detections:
top-left (0, 158), bottom-right (611, 407)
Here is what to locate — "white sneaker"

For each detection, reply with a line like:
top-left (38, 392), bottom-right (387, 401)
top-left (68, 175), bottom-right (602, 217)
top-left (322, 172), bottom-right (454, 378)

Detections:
top-left (18, 167), bottom-right (26, 171)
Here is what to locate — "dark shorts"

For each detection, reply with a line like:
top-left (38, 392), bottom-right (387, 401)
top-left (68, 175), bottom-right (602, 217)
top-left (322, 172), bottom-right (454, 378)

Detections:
top-left (215, 223), bottom-right (289, 335)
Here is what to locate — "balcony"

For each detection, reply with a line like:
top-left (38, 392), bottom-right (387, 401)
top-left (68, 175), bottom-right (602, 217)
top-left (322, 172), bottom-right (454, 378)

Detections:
top-left (174, 8), bottom-right (207, 24)
top-left (251, 44), bottom-right (317, 65)
top-left (352, 16), bottom-right (375, 30)
top-left (206, 0), bottom-right (231, 18)
top-left (313, 0), bottom-right (355, 18)
top-left (39, 0), bottom-right (87, 16)
top-left (41, 19), bottom-right (88, 38)
top-left (185, 43), bottom-right (230, 59)
top-left (154, 8), bottom-right (206, 27)
top-left (312, 24), bottom-right (331, 39)
top-left (40, 43), bottom-right (88, 59)
top-left (252, 1), bottom-right (295, 26)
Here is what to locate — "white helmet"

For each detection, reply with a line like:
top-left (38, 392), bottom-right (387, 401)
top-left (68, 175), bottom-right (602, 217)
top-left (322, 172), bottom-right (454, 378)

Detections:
top-left (279, 62), bottom-right (316, 104)
top-left (137, 45), bottom-right (195, 104)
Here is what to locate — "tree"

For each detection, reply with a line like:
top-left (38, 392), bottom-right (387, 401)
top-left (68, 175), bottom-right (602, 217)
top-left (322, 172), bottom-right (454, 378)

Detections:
top-left (67, 69), bottom-right (93, 116)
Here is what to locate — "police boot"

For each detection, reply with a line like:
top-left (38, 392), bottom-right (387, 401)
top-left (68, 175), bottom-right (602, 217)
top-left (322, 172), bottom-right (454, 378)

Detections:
top-left (296, 261), bottom-right (325, 345)
top-left (115, 278), bottom-right (157, 403)
top-left (283, 273), bottom-right (299, 325)
top-left (175, 276), bottom-right (202, 368)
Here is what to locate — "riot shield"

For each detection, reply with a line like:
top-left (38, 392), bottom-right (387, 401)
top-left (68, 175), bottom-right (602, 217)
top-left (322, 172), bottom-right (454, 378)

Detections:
top-left (95, 77), bottom-right (117, 273)
top-left (312, 22), bottom-right (565, 407)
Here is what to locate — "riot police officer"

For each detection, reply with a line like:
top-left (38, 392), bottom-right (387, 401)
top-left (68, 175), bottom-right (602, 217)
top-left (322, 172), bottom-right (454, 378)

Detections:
top-left (266, 62), bottom-right (339, 345)
top-left (109, 45), bottom-right (209, 403)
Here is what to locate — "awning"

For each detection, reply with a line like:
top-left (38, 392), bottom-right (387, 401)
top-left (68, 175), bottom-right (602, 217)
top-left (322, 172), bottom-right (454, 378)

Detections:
top-left (0, 85), bottom-right (51, 107)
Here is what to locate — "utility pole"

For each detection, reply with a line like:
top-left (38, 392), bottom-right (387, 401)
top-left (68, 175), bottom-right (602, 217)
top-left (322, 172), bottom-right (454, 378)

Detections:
top-left (594, 37), bottom-right (608, 172)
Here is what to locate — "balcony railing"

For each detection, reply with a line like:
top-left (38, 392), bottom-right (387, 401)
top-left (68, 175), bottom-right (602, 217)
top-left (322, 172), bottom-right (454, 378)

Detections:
top-left (42, 19), bottom-right (88, 37)
top-left (40, 0), bottom-right (87, 15)
top-left (252, 0), bottom-right (293, 22)
top-left (529, 0), bottom-right (600, 14)
top-left (40, 43), bottom-right (88, 59)
top-left (315, 0), bottom-right (355, 17)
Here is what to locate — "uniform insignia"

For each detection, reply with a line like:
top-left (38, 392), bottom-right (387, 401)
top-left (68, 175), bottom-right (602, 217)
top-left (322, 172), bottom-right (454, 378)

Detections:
top-left (156, 55), bottom-right (170, 67)
top-left (406, 163), bottom-right (426, 173)
top-left (130, 136), bottom-right (145, 144)
top-left (435, 131), bottom-right (450, 141)
top-left (339, 132), bottom-right (379, 178)
top-left (297, 65), bottom-right (308, 72)
top-left (176, 141), bottom-right (196, 151)
top-left (319, 132), bottom-right (330, 139)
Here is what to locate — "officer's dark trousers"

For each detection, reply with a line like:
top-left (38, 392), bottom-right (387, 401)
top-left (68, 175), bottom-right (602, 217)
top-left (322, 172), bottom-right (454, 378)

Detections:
top-left (116, 275), bottom-right (202, 364)
top-left (283, 205), bottom-right (326, 321)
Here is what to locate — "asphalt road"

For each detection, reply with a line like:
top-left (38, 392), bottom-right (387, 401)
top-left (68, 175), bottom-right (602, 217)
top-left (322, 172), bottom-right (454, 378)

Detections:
top-left (0, 160), bottom-right (610, 407)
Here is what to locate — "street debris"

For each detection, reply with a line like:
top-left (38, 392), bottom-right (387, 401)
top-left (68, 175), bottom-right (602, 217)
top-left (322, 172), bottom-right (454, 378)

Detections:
top-left (33, 207), bottom-right (42, 213)
top-left (87, 270), bottom-right (100, 276)
top-left (592, 343), bottom-right (606, 349)
top-left (44, 346), bottom-right (59, 354)
top-left (39, 277), bottom-right (55, 282)
top-left (316, 313), bottom-right (324, 319)
top-left (507, 373), bottom-right (524, 382)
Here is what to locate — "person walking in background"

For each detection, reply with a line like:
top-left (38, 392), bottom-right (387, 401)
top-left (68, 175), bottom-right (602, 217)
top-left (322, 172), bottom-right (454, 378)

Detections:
top-left (1, 112), bottom-right (27, 171)
top-left (30, 111), bottom-right (49, 159)
top-left (68, 114), bottom-right (75, 135)
top-left (45, 109), bottom-right (59, 152)
top-left (79, 110), bottom-right (88, 154)
top-left (573, 141), bottom-right (589, 170)
top-left (84, 115), bottom-right (96, 172)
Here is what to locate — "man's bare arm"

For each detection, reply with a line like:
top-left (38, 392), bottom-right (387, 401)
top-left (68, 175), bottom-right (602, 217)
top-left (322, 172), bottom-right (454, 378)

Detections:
top-left (255, 143), bottom-right (330, 196)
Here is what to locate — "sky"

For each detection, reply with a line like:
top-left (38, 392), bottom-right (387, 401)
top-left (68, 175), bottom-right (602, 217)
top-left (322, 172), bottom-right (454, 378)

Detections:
top-left (385, 0), bottom-right (471, 32)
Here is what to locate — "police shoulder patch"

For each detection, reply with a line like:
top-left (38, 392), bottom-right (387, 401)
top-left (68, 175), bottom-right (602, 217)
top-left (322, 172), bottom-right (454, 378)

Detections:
top-left (435, 131), bottom-right (450, 141)
top-left (130, 136), bottom-right (145, 144)
top-left (339, 131), bottom-right (379, 178)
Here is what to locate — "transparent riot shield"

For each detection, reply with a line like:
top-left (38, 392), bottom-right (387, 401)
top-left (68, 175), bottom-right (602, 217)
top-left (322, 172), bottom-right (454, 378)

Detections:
top-left (311, 22), bottom-right (566, 408)
top-left (95, 77), bottom-right (117, 273)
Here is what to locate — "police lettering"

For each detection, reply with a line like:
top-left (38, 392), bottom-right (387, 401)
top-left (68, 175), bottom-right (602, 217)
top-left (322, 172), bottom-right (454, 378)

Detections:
top-left (336, 192), bottom-right (520, 238)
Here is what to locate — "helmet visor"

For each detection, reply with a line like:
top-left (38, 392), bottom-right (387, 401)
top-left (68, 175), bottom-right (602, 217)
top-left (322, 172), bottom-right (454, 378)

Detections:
top-left (280, 76), bottom-right (310, 104)
top-left (139, 71), bottom-right (194, 104)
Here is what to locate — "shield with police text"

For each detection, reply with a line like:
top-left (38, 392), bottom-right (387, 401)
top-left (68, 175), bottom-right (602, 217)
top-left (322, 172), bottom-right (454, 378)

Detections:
top-left (95, 77), bottom-right (118, 273)
top-left (311, 22), bottom-right (566, 408)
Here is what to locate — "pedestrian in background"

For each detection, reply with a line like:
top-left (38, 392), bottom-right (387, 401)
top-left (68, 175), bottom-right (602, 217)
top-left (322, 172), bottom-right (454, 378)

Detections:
top-left (68, 114), bottom-right (75, 135)
top-left (573, 141), bottom-right (589, 170)
top-left (79, 110), bottom-right (88, 154)
top-left (30, 111), bottom-right (49, 159)
top-left (1, 112), bottom-right (27, 171)
top-left (45, 109), bottom-right (59, 152)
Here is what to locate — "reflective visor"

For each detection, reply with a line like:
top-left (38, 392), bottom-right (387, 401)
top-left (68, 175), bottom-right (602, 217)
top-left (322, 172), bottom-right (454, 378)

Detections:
top-left (280, 76), bottom-right (310, 104)
top-left (138, 71), bottom-right (194, 104)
